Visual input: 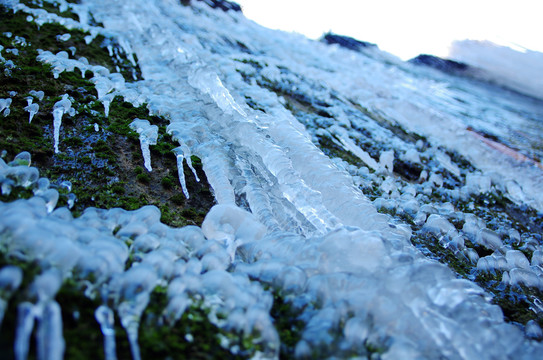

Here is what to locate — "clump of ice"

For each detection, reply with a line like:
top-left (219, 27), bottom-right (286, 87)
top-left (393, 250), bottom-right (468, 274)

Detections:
top-left (56, 33), bottom-right (71, 42)
top-left (0, 150), bottom-right (280, 358)
top-left (0, 98), bottom-right (12, 117)
top-left (202, 204), bottom-right (267, 260)
top-left (29, 90), bottom-right (45, 101)
top-left (24, 103), bottom-right (39, 123)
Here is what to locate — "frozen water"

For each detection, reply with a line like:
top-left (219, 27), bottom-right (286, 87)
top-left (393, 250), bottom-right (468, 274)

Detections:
top-left (52, 95), bottom-right (73, 153)
top-left (12, 151), bottom-right (32, 166)
top-left (187, 65), bottom-right (247, 117)
top-left (56, 33), bottom-right (71, 42)
top-left (24, 103), bottom-right (39, 123)
top-left (0, 98), bottom-right (12, 116)
top-left (1, 0), bottom-right (543, 358)
top-left (0, 265), bottom-right (23, 326)
top-left (100, 92), bottom-right (115, 117)
top-left (129, 119), bottom-right (158, 172)
top-left (202, 204), bottom-right (267, 260)
top-left (29, 90), bottom-right (45, 101)
top-left (36, 301), bottom-right (65, 360)
top-left (172, 146), bottom-right (190, 199)
top-left (95, 305), bottom-right (117, 360)
top-left (15, 302), bottom-right (37, 360)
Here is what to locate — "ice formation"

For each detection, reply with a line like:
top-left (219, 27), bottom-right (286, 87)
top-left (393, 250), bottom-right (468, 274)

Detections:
top-left (24, 102), bottom-right (39, 123)
top-left (51, 94), bottom-right (73, 153)
top-left (0, 97), bottom-right (11, 116)
top-left (29, 90), bottom-right (44, 101)
top-left (1, 0), bottom-right (543, 359)
top-left (172, 146), bottom-right (190, 199)
top-left (129, 119), bottom-right (158, 172)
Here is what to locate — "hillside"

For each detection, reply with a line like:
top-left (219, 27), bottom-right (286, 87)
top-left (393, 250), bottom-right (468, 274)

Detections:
top-left (1, 0), bottom-right (543, 359)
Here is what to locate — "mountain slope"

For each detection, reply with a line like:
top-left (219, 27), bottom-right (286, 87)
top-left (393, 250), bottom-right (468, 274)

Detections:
top-left (1, 0), bottom-right (543, 359)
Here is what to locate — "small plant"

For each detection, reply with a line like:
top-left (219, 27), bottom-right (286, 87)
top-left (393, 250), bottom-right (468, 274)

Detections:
top-left (136, 172), bottom-right (151, 184)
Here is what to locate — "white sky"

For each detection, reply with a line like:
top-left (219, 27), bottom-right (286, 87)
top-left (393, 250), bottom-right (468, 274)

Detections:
top-left (235, 0), bottom-right (542, 60)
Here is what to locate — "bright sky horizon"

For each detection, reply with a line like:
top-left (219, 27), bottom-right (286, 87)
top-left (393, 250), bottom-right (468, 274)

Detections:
top-left (235, 0), bottom-right (542, 60)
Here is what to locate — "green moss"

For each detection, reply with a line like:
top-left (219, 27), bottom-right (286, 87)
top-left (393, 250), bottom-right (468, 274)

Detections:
top-left (55, 279), bottom-right (104, 360)
top-left (317, 134), bottom-right (365, 168)
top-left (0, 4), bottom-right (141, 82)
top-left (170, 193), bottom-right (186, 206)
top-left (268, 289), bottom-right (305, 359)
top-left (161, 176), bottom-right (174, 189)
top-left (126, 288), bottom-right (261, 359)
top-left (136, 172), bottom-right (151, 184)
top-left (0, 254), bottom-right (42, 359)
top-left (111, 183), bottom-right (126, 194)
top-left (0, 186), bottom-right (35, 203)
top-left (64, 136), bottom-right (84, 147)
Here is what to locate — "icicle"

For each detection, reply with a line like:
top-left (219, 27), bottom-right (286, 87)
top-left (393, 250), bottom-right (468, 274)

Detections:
top-left (129, 119), bottom-right (158, 172)
top-left (52, 95), bottom-right (72, 154)
top-left (95, 305), bottom-right (118, 360)
top-left (100, 93), bottom-right (115, 118)
top-left (0, 265), bottom-right (23, 327)
top-left (92, 76), bottom-right (113, 100)
top-left (24, 103), bottom-right (39, 123)
top-left (172, 147), bottom-right (189, 199)
top-left (36, 301), bottom-right (65, 360)
top-left (185, 154), bottom-right (200, 182)
top-left (15, 302), bottom-right (36, 360)
top-left (188, 66), bottom-right (247, 117)
top-left (0, 98), bottom-right (12, 117)
top-left (115, 265), bottom-right (157, 360)
top-left (0, 298), bottom-right (6, 329)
